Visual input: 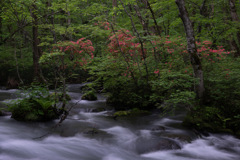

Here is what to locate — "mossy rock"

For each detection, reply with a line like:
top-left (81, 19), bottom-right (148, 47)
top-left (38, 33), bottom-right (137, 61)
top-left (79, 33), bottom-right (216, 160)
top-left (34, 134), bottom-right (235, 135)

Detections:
top-left (0, 110), bottom-right (11, 116)
top-left (81, 91), bottom-right (97, 101)
top-left (10, 98), bottom-right (59, 122)
top-left (113, 108), bottom-right (150, 118)
top-left (49, 93), bottom-right (71, 101)
top-left (151, 125), bottom-right (166, 132)
top-left (91, 107), bottom-right (106, 112)
top-left (236, 130), bottom-right (240, 138)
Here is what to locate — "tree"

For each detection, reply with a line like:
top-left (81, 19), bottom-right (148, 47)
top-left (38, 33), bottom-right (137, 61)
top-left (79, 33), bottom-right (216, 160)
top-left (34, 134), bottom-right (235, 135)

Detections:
top-left (176, 0), bottom-right (205, 103)
top-left (29, 2), bottom-right (43, 81)
top-left (229, 0), bottom-right (240, 57)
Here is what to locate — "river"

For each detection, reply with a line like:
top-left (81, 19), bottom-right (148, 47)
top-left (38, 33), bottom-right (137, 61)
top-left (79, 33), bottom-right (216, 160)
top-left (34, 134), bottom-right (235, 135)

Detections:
top-left (0, 84), bottom-right (239, 160)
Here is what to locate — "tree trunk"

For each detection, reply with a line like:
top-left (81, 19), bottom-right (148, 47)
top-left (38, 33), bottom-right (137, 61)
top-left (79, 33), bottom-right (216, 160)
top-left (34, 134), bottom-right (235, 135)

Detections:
top-left (229, 0), bottom-right (240, 57)
top-left (30, 4), bottom-right (43, 81)
top-left (176, 0), bottom-right (205, 103)
top-left (197, 0), bottom-right (208, 39)
top-left (0, 14), bottom-right (2, 42)
top-left (133, 4), bottom-right (150, 36)
top-left (13, 41), bottom-right (24, 84)
top-left (146, 0), bottom-right (161, 36)
top-left (112, 0), bottom-right (117, 23)
top-left (119, 0), bottom-right (149, 82)
top-left (66, 0), bottom-right (72, 40)
top-left (47, 0), bottom-right (57, 44)
top-left (0, 3), bottom-right (2, 42)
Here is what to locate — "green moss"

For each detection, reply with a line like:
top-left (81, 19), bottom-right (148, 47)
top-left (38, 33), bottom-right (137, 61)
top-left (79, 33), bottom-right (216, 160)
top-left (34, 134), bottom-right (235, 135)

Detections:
top-left (81, 91), bottom-right (97, 101)
top-left (9, 98), bottom-right (59, 122)
top-left (50, 93), bottom-right (71, 101)
top-left (113, 108), bottom-right (150, 118)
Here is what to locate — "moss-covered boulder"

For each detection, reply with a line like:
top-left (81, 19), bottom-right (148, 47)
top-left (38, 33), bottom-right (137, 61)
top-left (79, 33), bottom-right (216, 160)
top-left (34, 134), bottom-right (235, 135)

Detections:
top-left (81, 91), bottom-right (97, 101)
top-left (50, 92), bottom-right (71, 101)
top-left (0, 110), bottom-right (11, 116)
top-left (113, 108), bottom-right (150, 119)
top-left (9, 98), bottom-right (59, 122)
top-left (91, 107), bottom-right (106, 112)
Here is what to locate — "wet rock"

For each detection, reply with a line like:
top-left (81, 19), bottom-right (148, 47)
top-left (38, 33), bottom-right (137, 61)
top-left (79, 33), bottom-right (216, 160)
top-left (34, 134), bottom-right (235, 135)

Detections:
top-left (83, 128), bottom-right (101, 135)
top-left (113, 108), bottom-right (150, 119)
top-left (161, 134), bottom-right (192, 143)
top-left (0, 110), bottom-right (11, 116)
top-left (0, 86), bottom-right (6, 90)
top-left (49, 93), bottom-right (71, 101)
top-left (81, 91), bottom-right (97, 101)
top-left (151, 125), bottom-right (166, 132)
top-left (7, 77), bottom-right (19, 89)
top-left (10, 98), bottom-right (59, 122)
top-left (91, 107), bottom-right (106, 113)
top-left (83, 128), bottom-right (113, 140)
top-left (136, 137), bottom-right (181, 154)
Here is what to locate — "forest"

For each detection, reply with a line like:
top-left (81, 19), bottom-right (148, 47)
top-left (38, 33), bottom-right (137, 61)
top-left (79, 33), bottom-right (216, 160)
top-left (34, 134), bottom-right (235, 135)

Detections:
top-left (0, 0), bottom-right (240, 139)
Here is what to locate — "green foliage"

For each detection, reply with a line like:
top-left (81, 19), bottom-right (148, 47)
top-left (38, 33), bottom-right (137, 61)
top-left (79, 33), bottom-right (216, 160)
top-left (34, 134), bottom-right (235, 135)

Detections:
top-left (88, 34), bottom-right (196, 110)
top-left (183, 56), bottom-right (240, 135)
top-left (1, 0), bottom-right (240, 138)
top-left (150, 70), bottom-right (196, 107)
top-left (8, 85), bottom-right (59, 121)
top-left (183, 105), bottom-right (240, 136)
top-left (203, 57), bottom-right (240, 116)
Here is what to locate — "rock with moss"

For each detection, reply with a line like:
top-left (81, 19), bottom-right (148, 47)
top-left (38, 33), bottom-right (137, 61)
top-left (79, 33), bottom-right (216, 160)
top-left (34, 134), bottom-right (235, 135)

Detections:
top-left (91, 107), bottom-right (106, 112)
top-left (0, 110), bottom-right (11, 116)
top-left (113, 108), bottom-right (150, 119)
top-left (9, 98), bottom-right (59, 122)
top-left (81, 91), bottom-right (97, 101)
top-left (50, 92), bottom-right (71, 101)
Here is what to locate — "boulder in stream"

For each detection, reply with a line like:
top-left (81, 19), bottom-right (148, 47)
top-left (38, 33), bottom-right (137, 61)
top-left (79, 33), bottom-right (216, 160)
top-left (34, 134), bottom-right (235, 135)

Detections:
top-left (135, 137), bottom-right (181, 154)
top-left (81, 91), bottom-right (97, 101)
top-left (0, 110), bottom-right (11, 116)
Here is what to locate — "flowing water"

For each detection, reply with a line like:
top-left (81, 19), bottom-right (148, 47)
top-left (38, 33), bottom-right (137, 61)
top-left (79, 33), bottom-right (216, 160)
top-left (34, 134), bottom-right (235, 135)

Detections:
top-left (0, 84), bottom-right (240, 160)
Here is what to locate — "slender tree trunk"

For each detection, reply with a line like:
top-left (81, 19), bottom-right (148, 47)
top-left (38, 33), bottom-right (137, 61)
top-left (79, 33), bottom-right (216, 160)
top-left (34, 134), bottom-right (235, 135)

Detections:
top-left (197, 0), bottom-right (208, 39)
top-left (66, 0), bottom-right (72, 40)
top-left (13, 41), bottom-right (24, 84)
top-left (47, 0), bottom-right (57, 44)
top-left (0, 16), bottom-right (2, 43)
top-left (108, 21), bottom-right (138, 84)
top-left (146, 0), bottom-right (161, 36)
top-left (0, 4), bottom-right (2, 42)
top-left (112, 0), bottom-right (117, 23)
top-left (133, 4), bottom-right (149, 36)
top-left (229, 0), bottom-right (240, 57)
top-left (176, 0), bottom-right (205, 103)
top-left (119, 0), bottom-right (149, 82)
top-left (30, 4), bottom-right (44, 82)
top-left (133, 4), bottom-right (160, 62)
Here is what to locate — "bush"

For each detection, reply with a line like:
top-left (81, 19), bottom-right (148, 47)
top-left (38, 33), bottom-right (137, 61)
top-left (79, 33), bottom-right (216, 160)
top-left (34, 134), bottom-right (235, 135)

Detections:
top-left (183, 57), bottom-right (240, 136)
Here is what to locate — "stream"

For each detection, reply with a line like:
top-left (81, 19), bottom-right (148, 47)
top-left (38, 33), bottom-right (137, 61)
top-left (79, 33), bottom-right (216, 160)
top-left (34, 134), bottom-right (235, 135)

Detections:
top-left (0, 84), bottom-right (240, 160)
